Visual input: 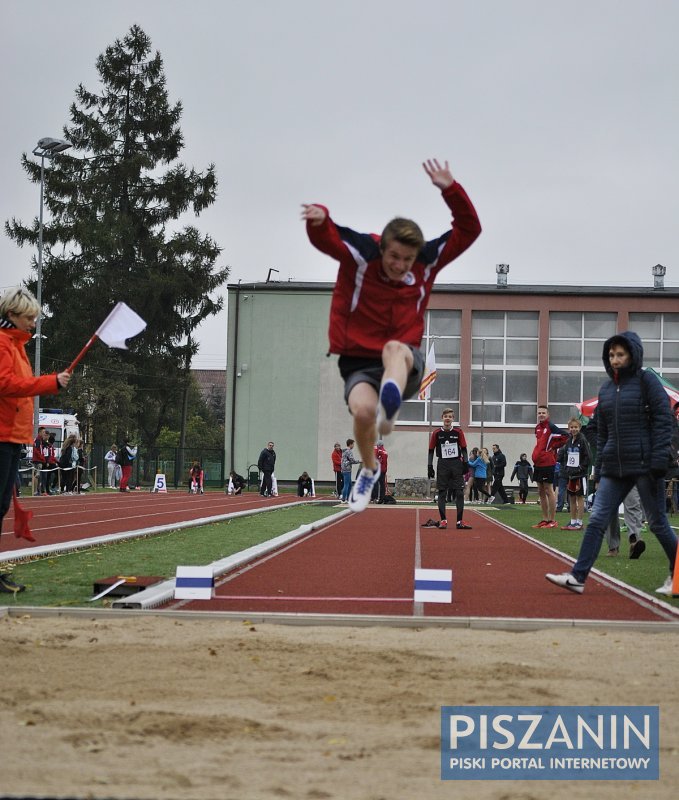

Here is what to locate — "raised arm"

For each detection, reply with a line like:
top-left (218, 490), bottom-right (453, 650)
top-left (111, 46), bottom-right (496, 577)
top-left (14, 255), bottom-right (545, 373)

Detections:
top-left (422, 158), bottom-right (455, 190)
top-left (419, 157), bottom-right (481, 270)
top-left (302, 201), bottom-right (380, 265)
top-left (300, 204), bottom-right (327, 226)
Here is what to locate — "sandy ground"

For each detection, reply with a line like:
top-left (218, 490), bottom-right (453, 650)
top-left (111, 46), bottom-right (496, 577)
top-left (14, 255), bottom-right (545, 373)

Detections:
top-left (1, 612), bottom-right (678, 800)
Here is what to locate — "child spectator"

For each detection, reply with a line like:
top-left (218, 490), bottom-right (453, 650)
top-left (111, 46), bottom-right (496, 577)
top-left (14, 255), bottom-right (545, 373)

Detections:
top-left (558, 418), bottom-right (592, 531)
top-left (510, 453), bottom-right (534, 503)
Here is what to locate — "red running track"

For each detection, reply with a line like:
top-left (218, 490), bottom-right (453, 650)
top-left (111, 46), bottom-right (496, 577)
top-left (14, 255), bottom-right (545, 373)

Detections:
top-left (1, 490), bottom-right (307, 554)
top-left (167, 507), bottom-right (677, 622)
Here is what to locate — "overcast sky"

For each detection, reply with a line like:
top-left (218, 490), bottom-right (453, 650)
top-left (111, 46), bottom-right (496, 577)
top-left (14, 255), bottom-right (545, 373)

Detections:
top-left (2, 0), bottom-right (677, 369)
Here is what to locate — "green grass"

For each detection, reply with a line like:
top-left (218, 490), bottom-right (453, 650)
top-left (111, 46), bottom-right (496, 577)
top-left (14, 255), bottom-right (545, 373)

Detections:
top-left (474, 503), bottom-right (679, 603)
top-left (0, 505), bottom-right (338, 608)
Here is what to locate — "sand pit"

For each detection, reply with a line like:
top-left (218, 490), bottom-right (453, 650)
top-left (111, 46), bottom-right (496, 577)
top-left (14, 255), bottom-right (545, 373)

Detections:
top-left (1, 612), bottom-right (677, 799)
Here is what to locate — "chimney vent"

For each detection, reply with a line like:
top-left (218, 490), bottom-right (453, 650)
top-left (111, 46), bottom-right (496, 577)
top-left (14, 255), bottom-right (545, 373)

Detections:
top-left (496, 263), bottom-right (509, 288)
top-left (652, 263), bottom-right (666, 290)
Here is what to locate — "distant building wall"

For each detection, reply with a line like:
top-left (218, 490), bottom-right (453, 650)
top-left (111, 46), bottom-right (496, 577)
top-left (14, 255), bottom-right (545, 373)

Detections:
top-left (225, 285), bottom-right (341, 480)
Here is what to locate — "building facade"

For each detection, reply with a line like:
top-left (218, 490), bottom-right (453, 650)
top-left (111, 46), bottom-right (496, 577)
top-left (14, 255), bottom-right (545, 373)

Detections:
top-left (225, 279), bottom-right (679, 484)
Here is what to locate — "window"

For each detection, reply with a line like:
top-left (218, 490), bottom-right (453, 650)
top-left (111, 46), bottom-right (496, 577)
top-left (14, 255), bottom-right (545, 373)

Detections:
top-left (470, 311), bottom-right (539, 426)
top-left (548, 312), bottom-right (616, 425)
top-left (399, 310), bottom-right (461, 424)
top-left (629, 313), bottom-right (679, 370)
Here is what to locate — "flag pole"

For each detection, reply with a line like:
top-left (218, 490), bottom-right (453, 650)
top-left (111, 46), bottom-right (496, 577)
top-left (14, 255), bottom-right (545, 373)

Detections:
top-left (424, 340), bottom-right (438, 499)
top-left (427, 338), bottom-right (438, 435)
top-left (428, 389), bottom-right (436, 499)
top-left (67, 334), bottom-right (99, 373)
top-left (428, 377), bottom-right (437, 440)
top-left (480, 339), bottom-right (486, 450)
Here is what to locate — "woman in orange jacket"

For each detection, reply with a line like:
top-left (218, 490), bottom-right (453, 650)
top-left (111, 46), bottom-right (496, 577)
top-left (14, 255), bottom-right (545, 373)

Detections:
top-left (0, 287), bottom-right (71, 593)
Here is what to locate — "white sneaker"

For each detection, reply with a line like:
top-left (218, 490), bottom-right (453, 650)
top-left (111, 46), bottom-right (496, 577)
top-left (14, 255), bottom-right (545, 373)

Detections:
top-left (349, 464), bottom-right (381, 513)
top-left (376, 380), bottom-right (402, 436)
top-left (655, 575), bottom-right (674, 596)
top-left (545, 572), bottom-right (585, 594)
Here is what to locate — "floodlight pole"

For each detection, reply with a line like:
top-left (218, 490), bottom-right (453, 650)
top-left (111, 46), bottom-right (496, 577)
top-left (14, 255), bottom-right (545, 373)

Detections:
top-left (31, 138), bottom-right (71, 435)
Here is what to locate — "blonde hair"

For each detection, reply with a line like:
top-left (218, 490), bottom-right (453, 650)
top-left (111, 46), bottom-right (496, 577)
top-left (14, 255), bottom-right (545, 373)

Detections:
top-left (568, 417), bottom-right (582, 428)
top-left (0, 286), bottom-right (40, 319)
top-left (380, 217), bottom-right (425, 252)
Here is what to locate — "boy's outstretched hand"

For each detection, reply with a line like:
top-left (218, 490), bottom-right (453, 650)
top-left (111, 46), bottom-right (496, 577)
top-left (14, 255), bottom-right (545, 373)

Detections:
top-left (301, 204), bottom-right (327, 226)
top-left (422, 158), bottom-right (454, 190)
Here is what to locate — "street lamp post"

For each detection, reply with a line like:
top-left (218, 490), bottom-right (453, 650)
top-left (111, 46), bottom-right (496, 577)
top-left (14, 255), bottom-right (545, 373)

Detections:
top-left (31, 137), bottom-right (71, 433)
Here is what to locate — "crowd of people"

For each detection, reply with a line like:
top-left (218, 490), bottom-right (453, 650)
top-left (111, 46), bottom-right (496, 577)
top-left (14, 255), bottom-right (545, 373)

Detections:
top-left (23, 426), bottom-right (96, 497)
top-left (25, 436), bottom-right (139, 496)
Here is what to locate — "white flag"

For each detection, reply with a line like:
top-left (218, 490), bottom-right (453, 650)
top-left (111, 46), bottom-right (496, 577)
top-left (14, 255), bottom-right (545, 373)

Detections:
top-left (96, 302), bottom-right (147, 349)
top-left (418, 344), bottom-right (437, 400)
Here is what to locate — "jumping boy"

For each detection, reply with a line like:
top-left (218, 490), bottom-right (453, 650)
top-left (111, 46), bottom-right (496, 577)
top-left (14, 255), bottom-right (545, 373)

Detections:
top-left (427, 407), bottom-right (472, 530)
top-left (302, 159), bottom-right (481, 512)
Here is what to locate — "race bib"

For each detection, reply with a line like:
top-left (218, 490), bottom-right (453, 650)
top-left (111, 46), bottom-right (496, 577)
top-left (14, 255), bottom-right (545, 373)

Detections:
top-left (566, 450), bottom-right (580, 468)
top-left (441, 442), bottom-right (459, 459)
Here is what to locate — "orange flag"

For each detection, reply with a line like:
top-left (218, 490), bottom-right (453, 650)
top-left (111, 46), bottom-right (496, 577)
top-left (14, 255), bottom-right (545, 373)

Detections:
top-left (12, 489), bottom-right (35, 542)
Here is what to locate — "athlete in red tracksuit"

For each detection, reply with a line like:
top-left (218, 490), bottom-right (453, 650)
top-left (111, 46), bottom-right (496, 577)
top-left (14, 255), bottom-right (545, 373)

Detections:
top-left (302, 158), bottom-right (481, 513)
top-left (531, 405), bottom-right (568, 528)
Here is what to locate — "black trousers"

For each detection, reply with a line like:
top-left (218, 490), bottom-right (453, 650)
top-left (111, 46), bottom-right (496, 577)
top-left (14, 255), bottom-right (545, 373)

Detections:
top-left (371, 472), bottom-right (386, 502)
top-left (0, 442), bottom-right (21, 535)
top-left (261, 471), bottom-right (273, 495)
top-left (491, 473), bottom-right (509, 503)
top-left (437, 463), bottom-right (465, 522)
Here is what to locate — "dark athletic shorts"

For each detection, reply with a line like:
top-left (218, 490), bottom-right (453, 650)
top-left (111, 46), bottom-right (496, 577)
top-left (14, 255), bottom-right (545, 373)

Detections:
top-left (338, 346), bottom-right (425, 405)
top-left (437, 461), bottom-right (465, 493)
top-left (533, 465), bottom-right (555, 484)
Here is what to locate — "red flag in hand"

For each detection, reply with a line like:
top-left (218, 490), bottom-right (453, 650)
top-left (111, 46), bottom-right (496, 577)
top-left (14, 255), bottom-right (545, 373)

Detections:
top-left (12, 489), bottom-right (35, 542)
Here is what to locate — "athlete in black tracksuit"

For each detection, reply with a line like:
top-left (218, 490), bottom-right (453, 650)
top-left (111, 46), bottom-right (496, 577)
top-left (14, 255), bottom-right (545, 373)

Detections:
top-left (427, 408), bottom-right (471, 530)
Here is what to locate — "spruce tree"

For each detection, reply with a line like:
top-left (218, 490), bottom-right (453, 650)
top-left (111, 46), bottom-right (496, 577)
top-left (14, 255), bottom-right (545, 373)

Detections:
top-left (5, 25), bottom-right (228, 451)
